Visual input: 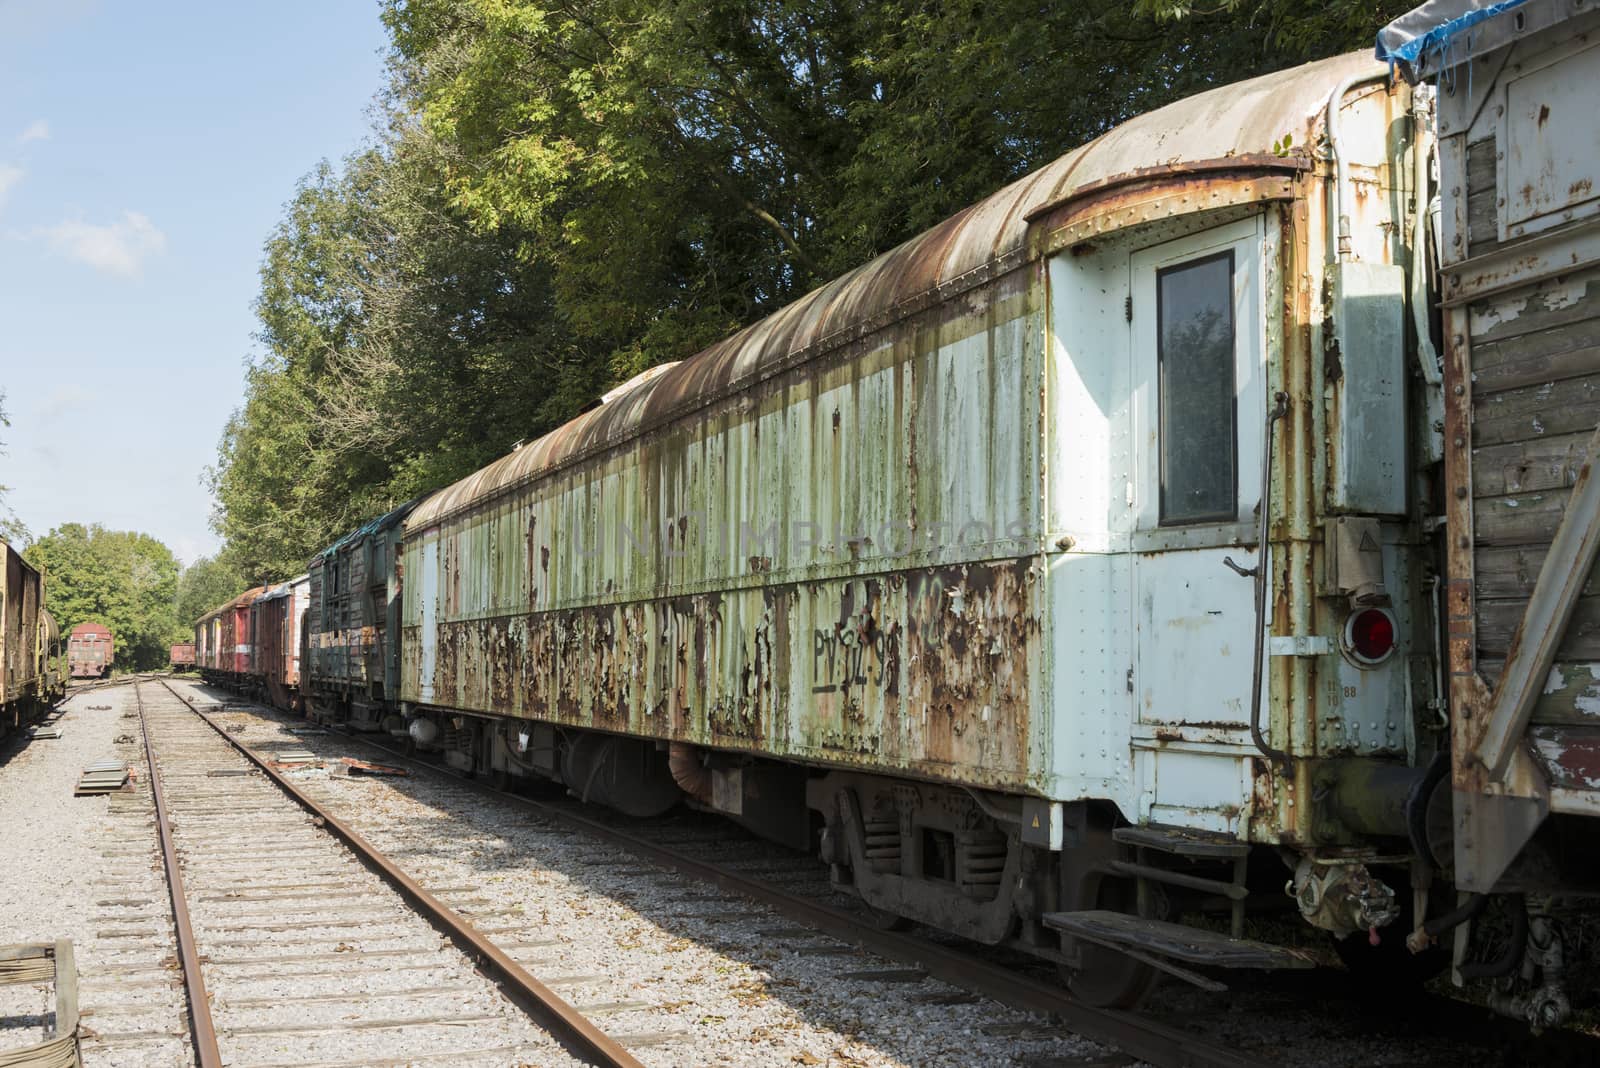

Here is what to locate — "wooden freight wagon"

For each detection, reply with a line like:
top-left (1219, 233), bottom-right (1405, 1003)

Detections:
top-left (169, 643), bottom-right (196, 671)
top-left (1385, 0), bottom-right (1600, 894)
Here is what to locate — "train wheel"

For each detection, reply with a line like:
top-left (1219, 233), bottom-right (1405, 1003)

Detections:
top-left (1061, 878), bottom-right (1161, 1009)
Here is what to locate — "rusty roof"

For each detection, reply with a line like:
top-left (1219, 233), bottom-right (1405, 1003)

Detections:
top-left (409, 51), bottom-right (1383, 530)
top-left (197, 586), bottom-right (269, 625)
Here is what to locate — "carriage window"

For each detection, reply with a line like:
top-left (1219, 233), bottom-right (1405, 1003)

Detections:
top-left (1158, 252), bottom-right (1236, 524)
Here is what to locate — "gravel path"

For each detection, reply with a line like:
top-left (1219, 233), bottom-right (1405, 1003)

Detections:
top-left (0, 681), bottom-right (197, 1066)
top-left (167, 678), bottom-right (1123, 1068)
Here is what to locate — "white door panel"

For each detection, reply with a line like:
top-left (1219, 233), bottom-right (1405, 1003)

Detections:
top-left (1127, 218), bottom-right (1267, 825)
top-left (419, 538), bottom-right (438, 703)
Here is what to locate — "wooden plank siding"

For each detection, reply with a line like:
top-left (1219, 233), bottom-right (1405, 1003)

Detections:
top-left (1469, 266), bottom-right (1600, 723)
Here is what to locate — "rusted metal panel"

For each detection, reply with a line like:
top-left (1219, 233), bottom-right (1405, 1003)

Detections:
top-left (402, 264), bottom-right (1047, 791)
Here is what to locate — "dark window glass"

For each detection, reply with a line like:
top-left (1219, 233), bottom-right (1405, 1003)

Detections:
top-left (1158, 252), bottom-right (1237, 524)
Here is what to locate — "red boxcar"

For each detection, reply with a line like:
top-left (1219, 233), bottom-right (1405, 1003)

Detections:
top-left (169, 643), bottom-right (196, 671)
top-left (252, 576), bottom-right (309, 711)
top-left (67, 622), bottom-right (113, 679)
top-left (196, 587), bottom-right (265, 686)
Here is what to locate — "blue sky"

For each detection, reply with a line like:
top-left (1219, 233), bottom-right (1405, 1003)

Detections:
top-left (0, 0), bottom-right (389, 565)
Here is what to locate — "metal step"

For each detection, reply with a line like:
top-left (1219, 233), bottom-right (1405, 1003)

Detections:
top-left (1043, 910), bottom-right (1315, 970)
top-left (1112, 824), bottom-right (1248, 859)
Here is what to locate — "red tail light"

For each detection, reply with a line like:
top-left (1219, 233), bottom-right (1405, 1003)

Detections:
top-left (1345, 608), bottom-right (1397, 665)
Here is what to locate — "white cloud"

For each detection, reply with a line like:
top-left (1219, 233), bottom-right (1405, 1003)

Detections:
top-left (16, 119), bottom-right (49, 144)
top-left (0, 165), bottom-right (21, 207)
top-left (43, 211), bottom-right (166, 276)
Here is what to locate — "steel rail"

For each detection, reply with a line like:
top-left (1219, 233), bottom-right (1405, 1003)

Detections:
top-left (195, 690), bottom-right (1274, 1068)
top-left (132, 681), bottom-right (224, 1068)
top-left (154, 679), bottom-right (644, 1068)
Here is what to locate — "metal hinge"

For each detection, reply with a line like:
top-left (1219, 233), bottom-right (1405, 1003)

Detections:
top-left (1124, 294), bottom-right (1133, 322)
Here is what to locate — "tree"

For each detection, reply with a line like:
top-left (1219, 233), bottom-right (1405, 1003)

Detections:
top-left (23, 524), bottom-right (184, 671)
top-left (212, 0), bottom-right (1411, 578)
top-left (176, 555), bottom-right (249, 632)
top-left (211, 120), bottom-right (596, 579)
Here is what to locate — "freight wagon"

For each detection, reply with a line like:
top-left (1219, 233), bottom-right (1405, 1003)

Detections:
top-left (1380, 0), bottom-right (1600, 1028)
top-left (1, 543), bottom-right (60, 732)
top-left (221, 18), bottom-right (1600, 1026)
top-left (195, 587), bottom-right (266, 687)
top-left (251, 576), bottom-right (308, 711)
top-left (66, 622), bottom-right (113, 679)
top-left (169, 643), bottom-right (196, 672)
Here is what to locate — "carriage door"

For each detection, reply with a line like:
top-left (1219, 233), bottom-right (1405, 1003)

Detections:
top-left (1128, 217), bottom-right (1266, 829)
top-left (418, 536), bottom-right (439, 703)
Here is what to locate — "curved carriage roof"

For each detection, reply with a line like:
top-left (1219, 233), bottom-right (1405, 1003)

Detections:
top-left (409, 50), bottom-right (1382, 530)
top-left (69, 622), bottom-right (112, 639)
top-left (196, 586), bottom-right (269, 626)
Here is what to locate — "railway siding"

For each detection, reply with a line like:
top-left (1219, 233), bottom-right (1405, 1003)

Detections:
top-left (161, 676), bottom-right (1126, 1068)
top-left (130, 679), bottom-right (587, 1067)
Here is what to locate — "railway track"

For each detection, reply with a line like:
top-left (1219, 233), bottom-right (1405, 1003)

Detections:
top-left (92, 679), bottom-right (647, 1068)
top-left (153, 678), bottom-right (1267, 1068)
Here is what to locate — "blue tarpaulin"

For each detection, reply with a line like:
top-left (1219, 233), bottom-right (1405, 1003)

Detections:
top-left (1376, 0), bottom-right (1529, 80)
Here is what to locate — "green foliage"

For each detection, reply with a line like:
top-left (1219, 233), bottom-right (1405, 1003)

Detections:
top-left (212, 0), bottom-right (1410, 575)
top-left (23, 524), bottom-right (184, 671)
top-left (175, 555), bottom-right (249, 632)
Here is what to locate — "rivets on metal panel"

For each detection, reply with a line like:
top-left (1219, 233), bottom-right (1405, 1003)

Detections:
top-left (1450, 274), bottom-right (1461, 286)
top-left (1455, 437), bottom-right (1466, 448)
top-left (1455, 487), bottom-right (1469, 499)
top-left (1454, 383), bottom-right (1465, 395)
top-left (1461, 704), bottom-right (1473, 719)
top-left (1459, 535), bottom-right (1471, 548)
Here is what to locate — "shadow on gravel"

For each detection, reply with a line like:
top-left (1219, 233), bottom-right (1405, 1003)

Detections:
top-left (175, 680), bottom-right (1600, 1068)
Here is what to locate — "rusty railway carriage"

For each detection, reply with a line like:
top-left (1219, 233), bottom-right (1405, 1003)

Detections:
top-left (304, 502), bottom-right (416, 727)
top-left (195, 587), bottom-right (267, 687)
top-left (1, 544), bottom-right (60, 733)
top-left (251, 576), bottom-right (309, 711)
top-left (202, 19), bottom-right (1600, 1027)
top-left (399, 52), bottom-right (1442, 1005)
top-left (169, 643), bottom-right (196, 672)
top-left (66, 622), bottom-right (113, 679)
